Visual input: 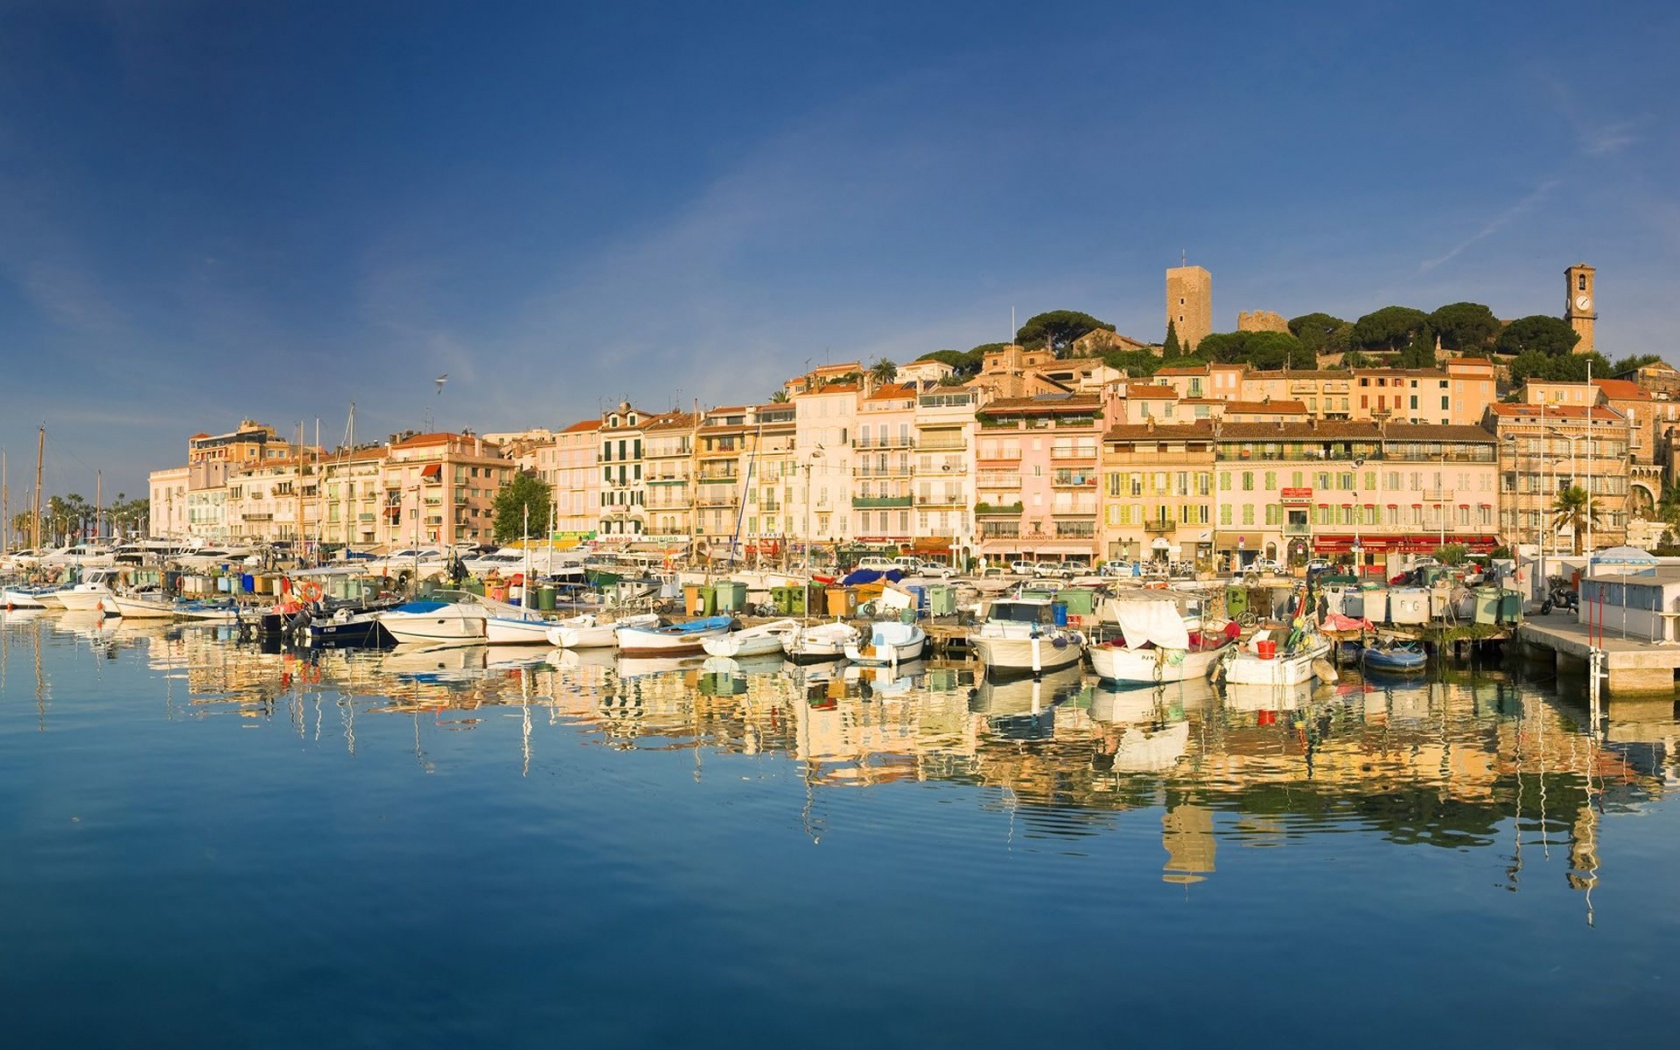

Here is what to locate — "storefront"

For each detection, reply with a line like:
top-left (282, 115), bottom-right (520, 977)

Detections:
top-left (1213, 531), bottom-right (1275, 569)
top-left (1312, 533), bottom-right (1500, 574)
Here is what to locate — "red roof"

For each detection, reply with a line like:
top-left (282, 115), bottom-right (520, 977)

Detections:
top-left (1126, 384), bottom-right (1178, 399)
top-left (560, 418), bottom-right (600, 434)
top-left (1592, 378), bottom-right (1651, 401)
top-left (1488, 402), bottom-right (1625, 421)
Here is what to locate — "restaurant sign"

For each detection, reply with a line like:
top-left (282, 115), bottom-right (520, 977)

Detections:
top-left (1281, 488), bottom-right (1313, 503)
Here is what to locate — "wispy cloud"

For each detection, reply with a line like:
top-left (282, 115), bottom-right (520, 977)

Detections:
top-left (1545, 76), bottom-right (1640, 158)
top-left (1418, 178), bottom-right (1560, 274)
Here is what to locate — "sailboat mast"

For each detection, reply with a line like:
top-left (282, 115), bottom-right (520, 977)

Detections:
top-left (3, 448), bottom-right (8, 554)
top-left (96, 470), bottom-right (102, 544)
top-left (33, 425), bottom-right (44, 551)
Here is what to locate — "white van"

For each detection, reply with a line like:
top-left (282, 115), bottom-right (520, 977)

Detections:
top-left (892, 555), bottom-right (923, 573)
top-left (855, 556), bottom-right (899, 573)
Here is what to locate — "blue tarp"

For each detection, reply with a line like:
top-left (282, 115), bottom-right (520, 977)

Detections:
top-left (840, 568), bottom-right (905, 586)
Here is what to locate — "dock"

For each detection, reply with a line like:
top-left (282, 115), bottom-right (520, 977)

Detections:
top-left (1515, 619), bottom-right (1680, 696)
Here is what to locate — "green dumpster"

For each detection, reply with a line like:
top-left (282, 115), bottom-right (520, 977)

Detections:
top-left (928, 584), bottom-right (955, 616)
top-left (1498, 590), bottom-right (1523, 624)
top-left (1226, 585), bottom-right (1249, 621)
top-left (1055, 588), bottom-right (1095, 617)
top-left (536, 585), bottom-right (556, 611)
top-left (1473, 587), bottom-right (1501, 625)
top-left (715, 580), bottom-right (747, 612)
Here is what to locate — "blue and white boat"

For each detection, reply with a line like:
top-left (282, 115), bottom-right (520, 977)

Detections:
top-left (615, 615), bottom-right (733, 656)
top-left (1361, 640), bottom-right (1427, 674)
top-left (374, 590), bottom-right (488, 645)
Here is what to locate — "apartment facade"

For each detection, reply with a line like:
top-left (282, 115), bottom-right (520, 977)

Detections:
top-left (1489, 401), bottom-right (1632, 551)
top-left (1099, 421), bottom-right (1215, 566)
top-left (974, 394), bottom-right (1111, 566)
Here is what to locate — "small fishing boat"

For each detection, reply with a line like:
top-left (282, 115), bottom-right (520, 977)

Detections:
top-left (1361, 639), bottom-right (1427, 674)
top-left (1218, 629), bottom-right (1333, 686)
top-left (101, 592), bottom-right (242, 621)
top-left (615, 614), bottom-right (733, 656)
top-left (1089, 594), bottom-right (1239, 685)
top-left (484, 609), bottom-right (558, 645)
top-left (52, 570), bottom-right (120, 612)
top-left (781, 620), bottom-right (862, 663)
top-left (968, 597), bottom-right (1084, 676)
top-left (546, 612), bottom-right (660, 649)
top-left (701, 617), bottom-right (800, 658)
top-left (843, 619), bottom-right (926, 665)
top-left (2, 586), bottom-right (52, 610)
top-left (302, 607), bottom-right (394, 648)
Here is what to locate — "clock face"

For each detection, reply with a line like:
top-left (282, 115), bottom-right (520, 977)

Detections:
top-left (1576, 294), bottom-right (1593, 312)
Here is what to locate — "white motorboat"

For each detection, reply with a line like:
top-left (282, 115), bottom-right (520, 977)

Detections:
top-left (1218, 629), bottom-right (1333, 687)
top-left (1088, 595), bottom-right (1241, 684)
top-left (546, 612), bottom-right (660, 649)
top-left (781, 620), bottom-right (862, 663)
top-left (615, 615), bottom-right (734, 656)
top-left (843, 619), bottom-right (926, 665)
top-left (374, 590), bottom-right (489, 645)
top-left (53, 570), bottom-right (120, 612)
top-left (701, 618), bottom-right (800, 658)
top-left (99, 592), bottom-right (242, 622)
top-left (968, 597), bottom-right (1084, 675)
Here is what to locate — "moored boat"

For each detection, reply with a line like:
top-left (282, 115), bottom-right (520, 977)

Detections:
top-left (968, 597), bottom-right (1084, 676)
top-left (1218, 629), bottom-right (1333, 686)
top-left (615, 615), bottom-right (733, 656)
top-left (843, 619), bottom-right (926, 665)
top-left (1089, 594), bottom-right (1239, 685)
top-left (701, 617), bottom-right (800, 658)
top-left (1361, 639), bottom-right (1427, 674)
top-left (374, 590), bottom-right (489, 645)
top-left (781, 620), bottom-right (862, 663)
top-left (546, 612), bottom-right (660, 649)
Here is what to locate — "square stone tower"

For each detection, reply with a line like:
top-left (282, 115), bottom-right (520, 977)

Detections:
top-left (1565, 262), bottom-right (1596, 355)
top-left (1166, 265), bottom-right (1212, 352)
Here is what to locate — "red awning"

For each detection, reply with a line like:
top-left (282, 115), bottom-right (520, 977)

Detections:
top-left (421, 463), bottom-right (442, 480)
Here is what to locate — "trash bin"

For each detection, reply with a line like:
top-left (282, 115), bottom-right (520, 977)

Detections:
top-left (1499, 590), bottom-right (1523, 624)
top-left (906, 584), bottom-right (928, 611)
top-left (826, 586), bottom-right (854, 617)
top-left (805, 583), bottom-right (825, 616)
top-left (928, 584), bottom-right (955, 616)
top-left (1226, 586), bottom-right (1248, 621)
top-left (899, 607), bottom-right (917, 624)
top-left (716, 580), bottom-right (747, 612)
top-left (240, 573), bottom-right (255, 594)
top-left (1051, 601), bottom-right (1068, 627)
top-left (684, 583), bottom-right (704, 616)
top-left (537, 585), bottom-right (556, 611)
top-left (462, 577), bottom-right (485, 596)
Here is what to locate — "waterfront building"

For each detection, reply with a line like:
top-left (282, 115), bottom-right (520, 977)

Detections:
top-left (1489, 401), bottom-right (1632, 552)
top-left (1152, 362), bottom-right (1245, 402)
top-left (550, 419), bottom-right (602, 543)
top-left (644, 411), bottom-right (698, 545)
top-left (693, 406), bottom-right (752, 554)
top-left (792, 373), bottom-right (860, 549)
top-left (1099, 420), bottom-right (1215, 566)
top-left (974, 393), bottom-right (1113, 567)
top-left (740, 402), bottom-right (798, 561)
top-left (227, 453), bottom-right (321, 545)
top-left (850, 383), bottom-right (918, 550)
top-left (596, 404), bottom-right (656, 542)
top-left (146, 466), bottom-right (189, 540)
top-left (316, 447), bottom-right (388, 549)
top-left (1444, 358), bottom-right (1500, 425)
top-left (379, 431), bottom-right (510, 549)
top-left (911, 384), bottom-right (983, 568)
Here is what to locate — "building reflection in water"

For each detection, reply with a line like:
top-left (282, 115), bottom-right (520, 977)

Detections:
top-left (10, 611), bottom-right (1678, 916)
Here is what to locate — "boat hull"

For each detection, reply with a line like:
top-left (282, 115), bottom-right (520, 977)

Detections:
top-left (782, 622), bottom-right (861, 663)
top-left (2, 588), bottom-right (50, 610)
top-left (1089, 640), bottom-right (1231, 684)
top-left (57, 588), bottom-right (115, 612)
top-left (1222, 639), bottom-right (1331, 686)
top-left (970, 632), bottom-right (1084, 675)
top-left (616, 616), bottom-right (733, 656)
top-left (1361, 648), bottom-right (1427, 674)
top-left (377, 607), bottom-right (487, 645)
top-left (844, 622), bottom-right (927, 665)
top-left (484, 615), bottom-right (556, 645)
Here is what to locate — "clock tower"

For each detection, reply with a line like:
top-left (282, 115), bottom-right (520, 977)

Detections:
top-left (1565, 262), bottom-right (1596, 355)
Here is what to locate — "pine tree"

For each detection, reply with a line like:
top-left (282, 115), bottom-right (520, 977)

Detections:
top-left (1163, 320), bottom-right (1182, 358)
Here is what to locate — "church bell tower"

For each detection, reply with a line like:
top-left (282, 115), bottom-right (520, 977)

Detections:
top-left (1565, 262), bottom-right (1596, 355)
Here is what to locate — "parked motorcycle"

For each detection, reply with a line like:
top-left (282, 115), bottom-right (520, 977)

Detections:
top-left (1539, 576), bottom-right (1578, 615)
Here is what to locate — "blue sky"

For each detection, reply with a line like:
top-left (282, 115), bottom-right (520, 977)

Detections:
top-left (2, 0), bottom-right (1677, 501)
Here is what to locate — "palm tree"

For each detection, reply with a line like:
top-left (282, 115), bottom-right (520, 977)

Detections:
top-left (1551, 485), bottom-right (1600, 556)
top-left (868, 358), bottom-right (898, 385)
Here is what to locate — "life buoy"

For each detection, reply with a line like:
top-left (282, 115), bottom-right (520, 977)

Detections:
top-left (299, 581), bottom-right (324, 602)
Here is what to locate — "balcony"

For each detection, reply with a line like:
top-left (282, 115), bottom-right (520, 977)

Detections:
top-left (1143, 519), bottom-right (1176, 534)
top-left (917, 436), bottom-right (967, 451)
top-left (980, 523), bottom-right (1021, 539)
top-left (975, 502), bottom-right (1023, 516)
top-left (1051, 505), bottom-right (1099, 518)
top-left (1052, 473), bottom-right (1098, 488)
top-left (852, 435), bottom-right (917, 450)
top-left (1054, 522), bottom-right (1096, 538)
top-left (1283, 523), bottom-right (1312, 536)
top-left (852, 464), bottom-right (912, 478)
top-left (1422, 489), bottom-right (1454, 502)
top-left (852, 496), bottom-right (913, 509)
top-left (915, 494), bottom-right (967, 508)
top-left (696, 494), bottom-right (738, 508)
top-left (697, 472), bottom-right (739, 483)
top-left (1049, 448), bottom-right (1098, 461)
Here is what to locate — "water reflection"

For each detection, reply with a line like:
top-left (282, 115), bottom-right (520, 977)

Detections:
top-left (4, 608), bottom-right (1677, 914)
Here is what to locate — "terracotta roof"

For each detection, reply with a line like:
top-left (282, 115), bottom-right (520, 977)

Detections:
top-left (1154, 366), bottom-right (1209, 376)
top-left (644, 411), bottom-right (699, 431)
top-left (1125, 384), bottom-right (1177, 399)
top-left (866, 383), bottom-right (917, 401)
top-left (560, 418), bottom-right (601, 434)
top-left (1353, 368), bottom-right (1449, 378)
top-left (1104, 421), bottom-right (1216, 441)
top-left (1487, 402), bottom-right (1626, 421)
top-left (1381, 423), bottom-right (1497, 442)
top-left (804, 383), bottom-right (859, 394)
top-left (391, 431), bottom-right (503, 449)
top-left (1592, 378), bottom-right (1651, 401)
top-left (188, 432), bottom-right (210, 440)
top-left (985, 394), bottom-right (1102, 414)
top-left (1216, 421), bottom-right (1383, 441)
top-left (1222, 399), bottom-right (1308, 414)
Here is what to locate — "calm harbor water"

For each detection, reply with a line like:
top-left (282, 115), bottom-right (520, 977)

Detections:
top-left (2, 610), bottom-right (1676, 1047)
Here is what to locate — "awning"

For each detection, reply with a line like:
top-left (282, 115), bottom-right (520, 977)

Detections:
top-left (1214, 531), bottom-right (1266, 549)
top-left (911, 536), bottom-right (953, 553)
top-left (1151, 538), bottom-right (1171, 550)
top-left (420, 463), bottom-right (442, 480)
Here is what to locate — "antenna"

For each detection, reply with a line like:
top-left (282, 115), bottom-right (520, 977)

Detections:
top-left (1181, 248), bottom-right (1187, 267)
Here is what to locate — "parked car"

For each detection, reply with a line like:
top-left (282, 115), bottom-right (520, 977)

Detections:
top-left (1245, 558), bottom-right (1282, 575)
top-left (1305, 558), bottom-right (1332, 574)
top-left (1010, 560), bottom-right (1038, 576)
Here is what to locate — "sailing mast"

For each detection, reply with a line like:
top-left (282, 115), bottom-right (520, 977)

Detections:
top-left (2, 448), bottom-right (8, 553)
top-left (96, 470), bottom-right (102, 544)
top-left (33, 425), bottom-right (44, 551)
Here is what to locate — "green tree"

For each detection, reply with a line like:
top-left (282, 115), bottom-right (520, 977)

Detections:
top-left (1432, 542), bottom-right (1468, 566)
top-left (1243, 330), bottom-right (1306, 370)
top-left (491, 472), bottom-right (553, 544)
top-left (916, 346), bottom-right (990, 376)
top-left (1288, 312), bottom-right (1347, 356)
top-left (1508, 350), bottom-right (1613, 385)
top-left (868, 358), bottom-right (898, 384)
top-left (1395, 327), bottom-right (1437, 369)
top-left (1100, 348), bottom-right (1163, 378)
top-left (768, 389), bottom-right (790, 403)
top-left (1196, 331), bottom-right (1249, 363)
top-left (1496, 315), bottom-right (1579, 357)
top-left (1014, 310), bottom-right (1115, 356)
top-left (1551, 485), bottom-right (1600, 556)
top-left (1162, 320), bottom-right (1183, 358)
top-left (1611, 353), bottom-right (1664, 375)
top-left (1428, 302), bottom-right (1500, 353)
top-left (1350, 306), bottom-right (1431, 352)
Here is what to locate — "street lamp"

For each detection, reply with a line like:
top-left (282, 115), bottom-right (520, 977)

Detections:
top-left (1351, 456), bottom-right (1365, 576)
top-left (802, 444), bottom-right (824, 572)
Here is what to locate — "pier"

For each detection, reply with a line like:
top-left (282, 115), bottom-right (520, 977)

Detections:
top-left (1515, 619), bottom-right (1680, 696)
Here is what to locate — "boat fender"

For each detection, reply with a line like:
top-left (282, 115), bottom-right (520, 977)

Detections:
top-left (1311, 658), bottom-right (1338, 684)
top-left (1051, 635), bottom-right (1068, 649)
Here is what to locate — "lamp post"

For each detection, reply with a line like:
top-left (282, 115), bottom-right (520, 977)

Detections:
top-left (1351, 456), bottom-right (1365, 576)
top-left (802, 444), bottom-right (824, 573)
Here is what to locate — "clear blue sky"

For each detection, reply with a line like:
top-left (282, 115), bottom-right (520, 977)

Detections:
top-left (2, 0), bottom-right (1677, 501)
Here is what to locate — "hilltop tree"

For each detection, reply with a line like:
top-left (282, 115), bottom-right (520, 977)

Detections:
top-left (1014, 310), bottom-right (1115, 356)
top-left (1611, 353), bottom-right (1664, 375)
top-left (869, 358), bottom-right (898, 384)
top-left (1162, 320), bottom-right (1183, 358)
top-left (491, 472), bottom-right (553, 544)
top-left (1429, 302), bottom-right (1500, 352)
top-left (1496, 315), bottom-right (1579, 357)
top-left (1243, 330), bottom-right (1306, 370)
top-left (1508, 349), bottom-right (1612, 384)
top-left (916, 346), bottom-right (990, 376)
top-left (1351, 306), bottom-right (1432, 352)
top-left (1288, 312), bottom-right (1348, 355)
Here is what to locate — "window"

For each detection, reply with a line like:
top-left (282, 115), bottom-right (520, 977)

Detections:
top-left (1441, 396), bottom-right (1450, 411)
top-left (1242, 472), bottom-right (1253, 491)
top-left (1578, 273), bottom-right (1587, 291)
top-left (1242, 504), bottom-right (1253, 525)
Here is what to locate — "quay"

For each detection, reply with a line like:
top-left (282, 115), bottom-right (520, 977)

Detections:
top-left (1514, 619), bottom-right (1680, 696)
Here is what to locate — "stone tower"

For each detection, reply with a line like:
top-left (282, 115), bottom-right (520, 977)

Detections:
top-left (1166, 265), bottom-right (1212, 353)
top-left (1565, 262), bottom-right (1596, 355)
